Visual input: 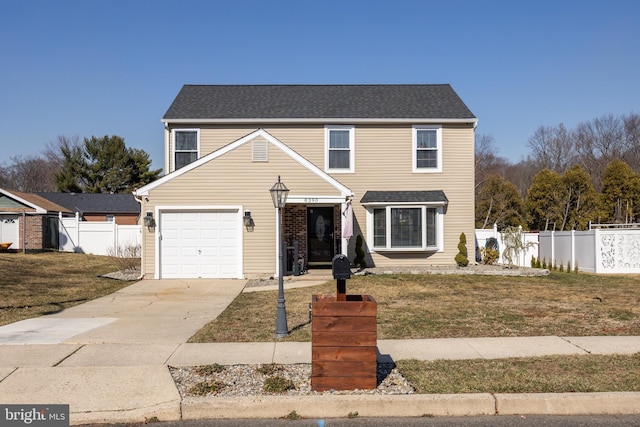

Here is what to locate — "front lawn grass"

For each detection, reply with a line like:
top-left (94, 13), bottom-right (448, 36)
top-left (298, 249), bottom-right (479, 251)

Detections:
top-left (0, 251), bottom-right (136, 326)
top-left (398, 354), bottom-right (640, 393)
top-left (189, 271), bottom-right (640, 342)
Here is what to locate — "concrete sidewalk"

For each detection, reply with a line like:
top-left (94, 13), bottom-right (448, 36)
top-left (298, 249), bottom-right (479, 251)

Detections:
top-left (1, 337), bottom-right (640, 424)
top-left (1, 278), bottom-right (640, 424)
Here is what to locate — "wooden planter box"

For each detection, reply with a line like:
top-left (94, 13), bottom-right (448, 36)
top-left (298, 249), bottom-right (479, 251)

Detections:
top-left (311, 294), bottom-right (377, 391)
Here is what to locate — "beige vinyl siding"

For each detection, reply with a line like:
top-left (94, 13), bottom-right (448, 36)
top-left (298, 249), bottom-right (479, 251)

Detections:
top-left (168, 125), bottom-right (325, 173)
top-left (151, 122), bottom-right (475, 277)
top-left (142, 136), bottom-right (341, 278)
top-left (327, 124), bottom-right (475, 267)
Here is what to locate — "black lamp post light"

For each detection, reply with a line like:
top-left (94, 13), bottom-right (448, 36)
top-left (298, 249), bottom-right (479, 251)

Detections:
top-left (269, 175), bottom-right (290, 338)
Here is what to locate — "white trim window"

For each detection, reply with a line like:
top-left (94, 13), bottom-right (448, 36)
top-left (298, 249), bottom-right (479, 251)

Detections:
top-left (369, 205), bottom-right (443, 252)
top-left (413, 125), bottom-right (442, 173)
top-left (173, 129), bottom-right (200, 170)
top-left (325, 125), bottom-right (354, 173)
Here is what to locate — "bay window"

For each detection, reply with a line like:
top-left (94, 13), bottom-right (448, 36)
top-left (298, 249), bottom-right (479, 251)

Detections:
top-left (370, 206), bottom-right (441, 251)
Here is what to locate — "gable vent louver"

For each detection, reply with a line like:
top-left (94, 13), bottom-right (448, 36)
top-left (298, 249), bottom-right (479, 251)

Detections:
top-left (252, 140), bottom-right (268, 162)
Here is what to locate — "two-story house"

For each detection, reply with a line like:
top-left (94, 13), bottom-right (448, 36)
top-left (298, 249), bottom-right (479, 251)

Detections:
top-left (134, 84), bottom-right (477, 279)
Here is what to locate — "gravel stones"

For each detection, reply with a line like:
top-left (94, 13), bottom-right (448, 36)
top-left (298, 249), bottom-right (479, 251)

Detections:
top-left (170, 363), bottom-right (415, 398)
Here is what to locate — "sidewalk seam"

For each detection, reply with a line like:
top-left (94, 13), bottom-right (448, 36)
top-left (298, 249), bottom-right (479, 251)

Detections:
top-left (561, 337), bottom-right (592, 354)
top-left (162, 344), bottom-right (184, 366)
top-left (53, 344), bottom-right (85, 367)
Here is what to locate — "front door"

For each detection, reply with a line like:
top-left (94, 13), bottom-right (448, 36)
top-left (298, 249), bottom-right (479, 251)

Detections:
top-left (307, 207), bottom-right (334, 266)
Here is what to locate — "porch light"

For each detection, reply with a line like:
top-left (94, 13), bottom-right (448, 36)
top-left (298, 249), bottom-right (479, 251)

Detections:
top-left (269, 175), bottom-right (289, 209)
top-left (143, 211), bottom-right (156, 230)
top-left (270, 176), bottom-right (289, 338)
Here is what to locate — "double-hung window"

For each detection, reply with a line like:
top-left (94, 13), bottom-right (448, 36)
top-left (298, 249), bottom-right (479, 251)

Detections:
top-left (371, 206), bottom-right (441, 251)
top-left (173, 129), bottom-right (199, 170)
top-left (413, 125), bottom-right (442, 173)
top-left (325, 125), bottom-right (354, 173)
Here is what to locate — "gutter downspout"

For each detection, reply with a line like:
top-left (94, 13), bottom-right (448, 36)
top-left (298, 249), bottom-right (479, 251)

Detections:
top-left (22, 210), bottom-right (26, 254)
top-left (132, 192), bottom-right (145, 280)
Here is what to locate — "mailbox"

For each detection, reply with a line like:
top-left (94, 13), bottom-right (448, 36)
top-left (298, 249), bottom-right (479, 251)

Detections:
top-left (332, 254), bottom-right (352, 280)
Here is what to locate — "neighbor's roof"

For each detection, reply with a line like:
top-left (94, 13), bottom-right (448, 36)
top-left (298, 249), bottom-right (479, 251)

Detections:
top-left (360, 190), bottom-right (448, 204)
top-left (163, 84), bottom-right (476, 122)
top-left (0, 189), bottom-right (71, 213)
top-left (36, 193), bottom-right (140, 214)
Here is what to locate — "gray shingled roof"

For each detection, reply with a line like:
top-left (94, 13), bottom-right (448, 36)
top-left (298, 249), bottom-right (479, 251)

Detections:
top-left (360, 191), bottom-right (448, 204)
top-left (163, 85), bottom-right (476, 120)
top-left (36, 193), bottom-right (140, 214)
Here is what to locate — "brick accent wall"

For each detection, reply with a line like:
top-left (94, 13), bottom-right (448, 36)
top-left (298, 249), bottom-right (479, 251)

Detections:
top-left (283, 204), bottom-right (341, 270)
top-left (283, 204), bottom-right (307, 269)
top-left (19, 215), bottom-right (44, 250)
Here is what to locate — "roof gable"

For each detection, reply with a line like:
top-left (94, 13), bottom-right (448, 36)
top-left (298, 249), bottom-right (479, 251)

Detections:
top-left (0, 189), bottom-right (70, 213)
top-left (163, 84), bottom-right (476, 122)
top-left (135, 128), bottom-right (352, 197)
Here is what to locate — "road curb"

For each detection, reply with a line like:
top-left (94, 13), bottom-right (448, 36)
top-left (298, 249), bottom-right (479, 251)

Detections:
top-left (495, 391), bottom-right (640, 415)
top-left (181, 394), bottom-right (496, 419)
top-left (179, 392), bottom-right (640, 421)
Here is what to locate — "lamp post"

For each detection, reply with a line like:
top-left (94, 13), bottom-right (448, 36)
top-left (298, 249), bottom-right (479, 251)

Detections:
top-left (270, 175), bottom-right (290, 338)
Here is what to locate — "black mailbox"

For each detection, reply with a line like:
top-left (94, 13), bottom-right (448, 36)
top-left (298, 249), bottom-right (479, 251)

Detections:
top-left (332, 254), bottom-right (352, 280)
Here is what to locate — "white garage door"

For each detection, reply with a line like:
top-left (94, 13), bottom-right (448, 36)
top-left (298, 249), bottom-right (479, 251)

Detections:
top-left (0, 215), bottom-right (19, 249)
top-left (160, 210), bottom-right (241, 279)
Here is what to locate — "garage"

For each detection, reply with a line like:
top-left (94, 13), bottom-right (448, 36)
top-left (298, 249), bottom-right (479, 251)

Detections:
top-left (159, 210), bottom-right (242, 279)
top-left (0, 215), bottom-right (19, 249)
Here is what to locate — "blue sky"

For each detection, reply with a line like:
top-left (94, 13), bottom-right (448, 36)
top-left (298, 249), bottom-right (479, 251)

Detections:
top-left (2, 0), bottom-right (639, 171)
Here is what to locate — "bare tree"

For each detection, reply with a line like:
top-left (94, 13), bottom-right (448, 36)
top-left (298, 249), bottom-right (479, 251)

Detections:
top-left (6, 155), bottom-right (58, 192)
top-left (574, 114), bottom-right (625, 191)
top-left (503, 157), bottom-right (538, 199)
top-left (475, 133), bottom-right (510, 190)
top-left (527, 123), bottom-right (575, 173)
top-left (622, 112), bottom-right (640, 171)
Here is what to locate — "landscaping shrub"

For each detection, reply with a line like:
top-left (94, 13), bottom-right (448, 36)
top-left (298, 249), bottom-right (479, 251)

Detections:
top-left (455, 232), bottom-right (469, 267)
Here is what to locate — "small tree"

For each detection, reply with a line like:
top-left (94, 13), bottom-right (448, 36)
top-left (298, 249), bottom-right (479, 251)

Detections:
top-left (354, 235), bottom-right (367, 269)
top-left (455, 232), bottom-right (469, 267)
top-left (501, 226), bottom-right (537, 268)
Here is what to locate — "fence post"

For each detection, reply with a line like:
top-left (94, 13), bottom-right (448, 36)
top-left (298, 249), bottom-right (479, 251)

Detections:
top-left (571, 230), bottom-right (576, 271)
top-left (550, 231), bottom-right (555, 267)
top-left (74, 212), bottom-right (80, 252)
top-left (113, 219), bottom-right (118, 255)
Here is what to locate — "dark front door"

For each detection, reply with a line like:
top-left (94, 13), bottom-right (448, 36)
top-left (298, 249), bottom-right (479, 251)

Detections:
top-left (307, 207), bottom-right (334, 265)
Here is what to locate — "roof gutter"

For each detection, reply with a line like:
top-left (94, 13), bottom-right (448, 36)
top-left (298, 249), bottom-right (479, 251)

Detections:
top-left (162, 117), bottom-right (478, 125)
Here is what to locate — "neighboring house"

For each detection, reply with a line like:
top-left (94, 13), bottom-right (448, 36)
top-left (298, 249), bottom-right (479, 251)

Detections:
top-left (134, 84), bottom-right (477, 279)
top-left (37, 192), bottom-right (141, 225)
top-left (0, 188), bottom-right (72, 250)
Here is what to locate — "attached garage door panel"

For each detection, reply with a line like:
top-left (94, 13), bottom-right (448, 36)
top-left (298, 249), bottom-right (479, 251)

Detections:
top-left (160, 210), bottom-right (240, 279)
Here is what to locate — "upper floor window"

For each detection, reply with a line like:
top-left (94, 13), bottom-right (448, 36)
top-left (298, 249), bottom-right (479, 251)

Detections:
top-left (173, 129), bottom-right (199, 170)
top-left (325, 125), bottom-right (354, 173)
top-left (413, 125), bottom-right (442, 173)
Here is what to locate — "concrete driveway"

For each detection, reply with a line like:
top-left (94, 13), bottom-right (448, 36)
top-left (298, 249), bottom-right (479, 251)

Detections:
top-left (0, 278), bottom-right (247, 345)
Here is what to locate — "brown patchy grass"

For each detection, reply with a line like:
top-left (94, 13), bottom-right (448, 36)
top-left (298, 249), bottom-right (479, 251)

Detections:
top-left (398, 354), bottom-right (640, 393)
top-left (0, 251), bottom-right (136, 326)
top-left (189, 271), bottom-right (640, 343)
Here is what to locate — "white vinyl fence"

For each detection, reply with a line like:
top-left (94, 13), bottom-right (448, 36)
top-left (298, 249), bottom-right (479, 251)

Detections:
top-left (475, 224), bottom-right (539, 267)
top-left (540, 228), bottom-right (640, 274)
top-left (58, 212), bottom-right (141, 256)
